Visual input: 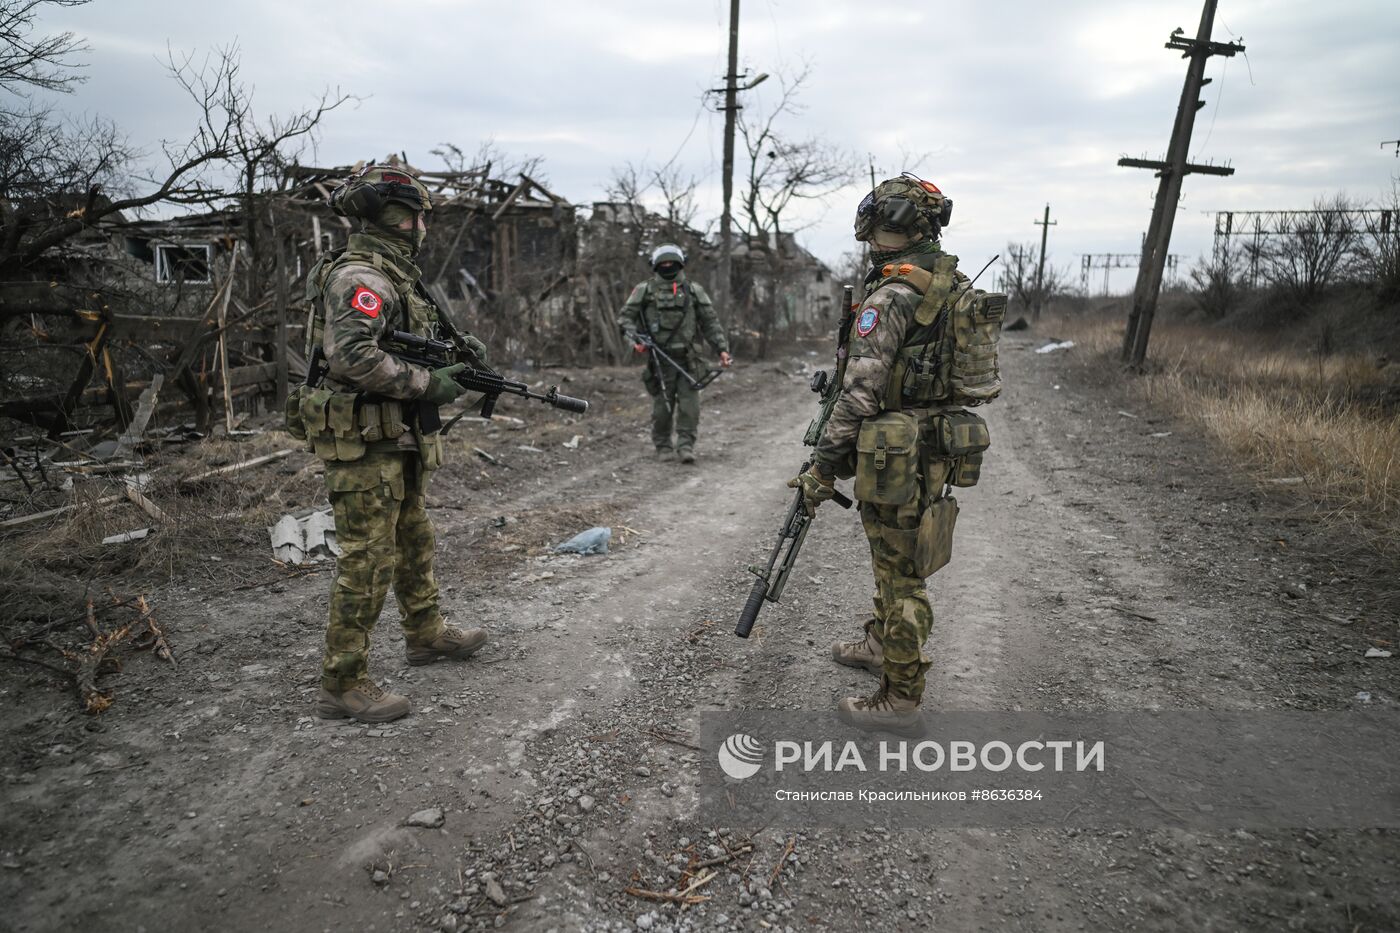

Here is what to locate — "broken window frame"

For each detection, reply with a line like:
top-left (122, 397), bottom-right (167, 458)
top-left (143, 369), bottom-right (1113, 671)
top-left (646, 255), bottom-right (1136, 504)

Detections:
top-left (154, 242), bottom-right (213, 285)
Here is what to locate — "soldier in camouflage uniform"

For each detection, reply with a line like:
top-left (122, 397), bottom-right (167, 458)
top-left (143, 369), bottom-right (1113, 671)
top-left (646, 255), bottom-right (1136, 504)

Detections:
top-left (290, 164), bottom-right (489, 723)
top-left (790, 174), bottom-right (998, 733)
top-left (619, 244), bottom-right (731, 463)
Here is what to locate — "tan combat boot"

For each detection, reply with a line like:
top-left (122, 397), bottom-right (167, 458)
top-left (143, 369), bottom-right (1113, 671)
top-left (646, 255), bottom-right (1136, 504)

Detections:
top-left (655, 447), bottom-right (677, 462)
top-left (837, 681), bottom-right (923, 736)
top-left (315, 680), bottom-right (410, 723)
top-left (405, 624), bottom-right (489, 666)
top-left (677, 447), bottom-right (696, 464)
top-left (831, 620), bottom-right (883, 675)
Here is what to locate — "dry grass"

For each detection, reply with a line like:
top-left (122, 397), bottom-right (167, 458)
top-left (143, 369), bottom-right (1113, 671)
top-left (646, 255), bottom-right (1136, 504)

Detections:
top-left (4, 429), bottom-right (324, 598)
top-left (1050, 314), bottom-right (1400, 555)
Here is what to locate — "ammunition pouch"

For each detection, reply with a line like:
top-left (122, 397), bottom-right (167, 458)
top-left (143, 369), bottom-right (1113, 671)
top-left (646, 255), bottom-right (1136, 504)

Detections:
top-left (926, 408), bottom-right (990, 488)
top-left (949, 289), bottom-right (1007, 405)
top-left (301, 389), bottom-right (417, 463)
top-left (855, 411), bottom-right (920, 505)
top-left (284, 384), bottom-right (311, 442)
top-left (416, 431), bottom-right (444, 471)
top-left (914, 495), bottom-right (959, 577)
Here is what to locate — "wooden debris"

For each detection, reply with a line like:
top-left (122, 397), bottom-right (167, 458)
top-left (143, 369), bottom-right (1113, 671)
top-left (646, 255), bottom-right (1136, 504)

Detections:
top-left (123, 476), bottom-right (168, 524)
top-left (129, 596), bottom-right (174, 664)
top-left (623, 885), bottom-right (709, 906)
top-left (102, 528), bottom-right (150, 545)
top-left (643, 727), bottom-right (705, 752)
top-left (0, 448), bottom-right (33, 493)
top-left (768, 837), bottom-right (796, 888)
top-left (113, 372), bottom-right (164, 459)
top-left (0, 492), bottom-right (124, 528)
top-left (216, 251), bottom-right (240, 435)
top-left (690, 844), bottom-right (753, 871)
top-left (180, 448), bottom-right (296, 486)
top-left (1, 596), bottom-right (170, 713)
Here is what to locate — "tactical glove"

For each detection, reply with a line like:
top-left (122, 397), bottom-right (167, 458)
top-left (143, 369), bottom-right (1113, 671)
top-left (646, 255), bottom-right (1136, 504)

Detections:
top-left (458, 334), bottom-right (489, 365)
top-left (787, 465), bottom-right (835, 517)
top-left (422, 363), bottom-right (467, 406)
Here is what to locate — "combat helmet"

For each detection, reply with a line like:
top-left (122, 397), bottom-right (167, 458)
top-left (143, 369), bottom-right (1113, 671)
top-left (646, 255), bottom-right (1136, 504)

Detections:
top-left (854, 172), bottom-right (953, 243)
top-left (650, 243), bottom-right (686, 280)
top-left (330, 164), bottom-right (434, 222)
top-left (650, 243), bottom-right (686, 268)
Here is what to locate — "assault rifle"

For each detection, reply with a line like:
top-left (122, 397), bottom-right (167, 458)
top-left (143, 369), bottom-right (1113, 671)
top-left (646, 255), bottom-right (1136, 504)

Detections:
top-left (627, 330), bottom-right (722, 407)
top-left (735, 285), bottom-right (857, 638)
top-left (385, 331), bottom-right (589, 431)
top-left (304, 333), bottom-right (589, 433)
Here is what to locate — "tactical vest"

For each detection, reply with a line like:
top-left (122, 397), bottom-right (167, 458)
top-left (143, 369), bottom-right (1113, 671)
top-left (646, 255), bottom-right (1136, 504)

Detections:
top-left (286, 245), bottom-right (445, 466)
top-left (302, 246), bottom-right (440, 375)
top-left (850, 251), bottom-right (1004, 508)
top-left (867, 251), bottom-right (1007, 411)
top-left (637, 278), bottom-right (698, 352)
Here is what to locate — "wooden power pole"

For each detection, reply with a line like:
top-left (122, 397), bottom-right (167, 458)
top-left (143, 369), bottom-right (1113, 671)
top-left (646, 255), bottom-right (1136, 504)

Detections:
top-left (1119, 0), bottom-right (1243, 367)
top-left (716, 0), bottom-right (741, 322)
top-left (1032, 203), bottom-right (1056, 321)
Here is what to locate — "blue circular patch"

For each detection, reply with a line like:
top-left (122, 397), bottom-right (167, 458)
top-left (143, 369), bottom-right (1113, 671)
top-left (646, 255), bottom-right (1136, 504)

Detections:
top-left (856, 307), bottom-right (879, 336)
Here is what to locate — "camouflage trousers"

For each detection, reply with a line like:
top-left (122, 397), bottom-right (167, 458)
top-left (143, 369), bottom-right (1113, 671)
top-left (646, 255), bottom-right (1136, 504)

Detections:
top-left (642, 352), bottom-right (702, 452)
top-left (320, 449), bottom-right (444, 691)
top-left (858, 461), bottom-right (952, 702)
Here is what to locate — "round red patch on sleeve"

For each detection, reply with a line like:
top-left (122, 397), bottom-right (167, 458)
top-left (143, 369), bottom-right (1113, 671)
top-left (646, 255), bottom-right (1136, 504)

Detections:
top-left (351, 286), bottom-right (382, 318)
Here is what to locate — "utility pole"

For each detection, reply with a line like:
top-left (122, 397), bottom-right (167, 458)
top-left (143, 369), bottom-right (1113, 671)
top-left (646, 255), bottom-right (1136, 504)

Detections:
top-left (1383, 139), bottom-right (1400, 158)
top-left (1032, 204), bottom-right (1056, 321)
top-left (716, 0), bottom-right (741, 324)
top-left (1118, 0), bottom-right (1243, 367)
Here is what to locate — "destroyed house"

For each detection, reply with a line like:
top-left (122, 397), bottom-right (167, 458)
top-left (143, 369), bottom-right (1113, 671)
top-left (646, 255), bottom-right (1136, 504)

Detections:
top-left (1, 158), bottom-right (583, 442)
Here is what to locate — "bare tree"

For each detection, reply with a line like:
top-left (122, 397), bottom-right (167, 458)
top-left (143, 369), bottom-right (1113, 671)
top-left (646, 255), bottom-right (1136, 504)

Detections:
top-left (431, 138), bottom-right (544, 184)
top-left (1000, 242), bottom-right (1037, 315)
top-left (736, 66), bottom-right (855, 356)
top-left (1245, 193), bottom-right (1359, 305)
top-left (165, 43), bottom-right (350, 297)
top-left (999, 241), bottom-right (1071, 316)
top-left (737, 67), bottom-right (852, 243)
top-left (1356, 178), bottom-right (1400, 301)
top-left (0, 0), bottom-right (88, 99)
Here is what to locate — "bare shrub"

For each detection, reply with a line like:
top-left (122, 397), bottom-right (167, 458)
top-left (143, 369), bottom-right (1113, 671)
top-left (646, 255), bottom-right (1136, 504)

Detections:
top-left (1245, 194), bottom-right (1360, 305)
top-left (1355, 178), bottom-right (1400, 301)
top-left (1189, 248), bottom-right (1243, 320)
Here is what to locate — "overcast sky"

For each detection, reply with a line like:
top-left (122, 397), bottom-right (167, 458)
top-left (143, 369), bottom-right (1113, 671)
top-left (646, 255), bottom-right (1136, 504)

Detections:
top-left (28, 0), bottom-right (1400, 293)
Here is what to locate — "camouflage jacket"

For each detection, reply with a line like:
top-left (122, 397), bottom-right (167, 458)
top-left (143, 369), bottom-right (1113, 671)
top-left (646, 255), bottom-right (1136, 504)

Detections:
top-left (813, 244), bottom-right (964, 472)
top-left (308, 231), bottom-right (439, 400)
top-left (619, 273), bottom-right (729, 356)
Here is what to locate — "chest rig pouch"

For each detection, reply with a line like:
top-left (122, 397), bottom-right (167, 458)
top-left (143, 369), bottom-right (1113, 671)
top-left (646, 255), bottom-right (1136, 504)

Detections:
top-left (855, 410), bottom-right (921, 505)
top-left (643, 279), bottom-right (695, 352)
top-left (928, 408), bottom-right (991, 487)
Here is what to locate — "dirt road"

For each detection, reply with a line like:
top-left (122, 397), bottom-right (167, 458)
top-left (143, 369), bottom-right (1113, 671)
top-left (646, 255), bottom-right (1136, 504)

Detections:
top-left (2, 333), bottom-right (1397, 932)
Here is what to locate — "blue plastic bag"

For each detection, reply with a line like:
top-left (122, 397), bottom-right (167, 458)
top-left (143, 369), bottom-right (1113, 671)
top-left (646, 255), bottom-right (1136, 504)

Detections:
top-left (553, 526), bottom-right (612, 555)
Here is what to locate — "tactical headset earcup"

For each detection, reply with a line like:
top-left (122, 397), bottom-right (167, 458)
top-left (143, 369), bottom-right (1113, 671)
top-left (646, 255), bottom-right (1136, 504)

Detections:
top-left (881, 197), bottom-right (919, 231)
top-left (332, 183), bottom-right (383, 220)
top-left (938, 198), bottom-right (953, 228)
